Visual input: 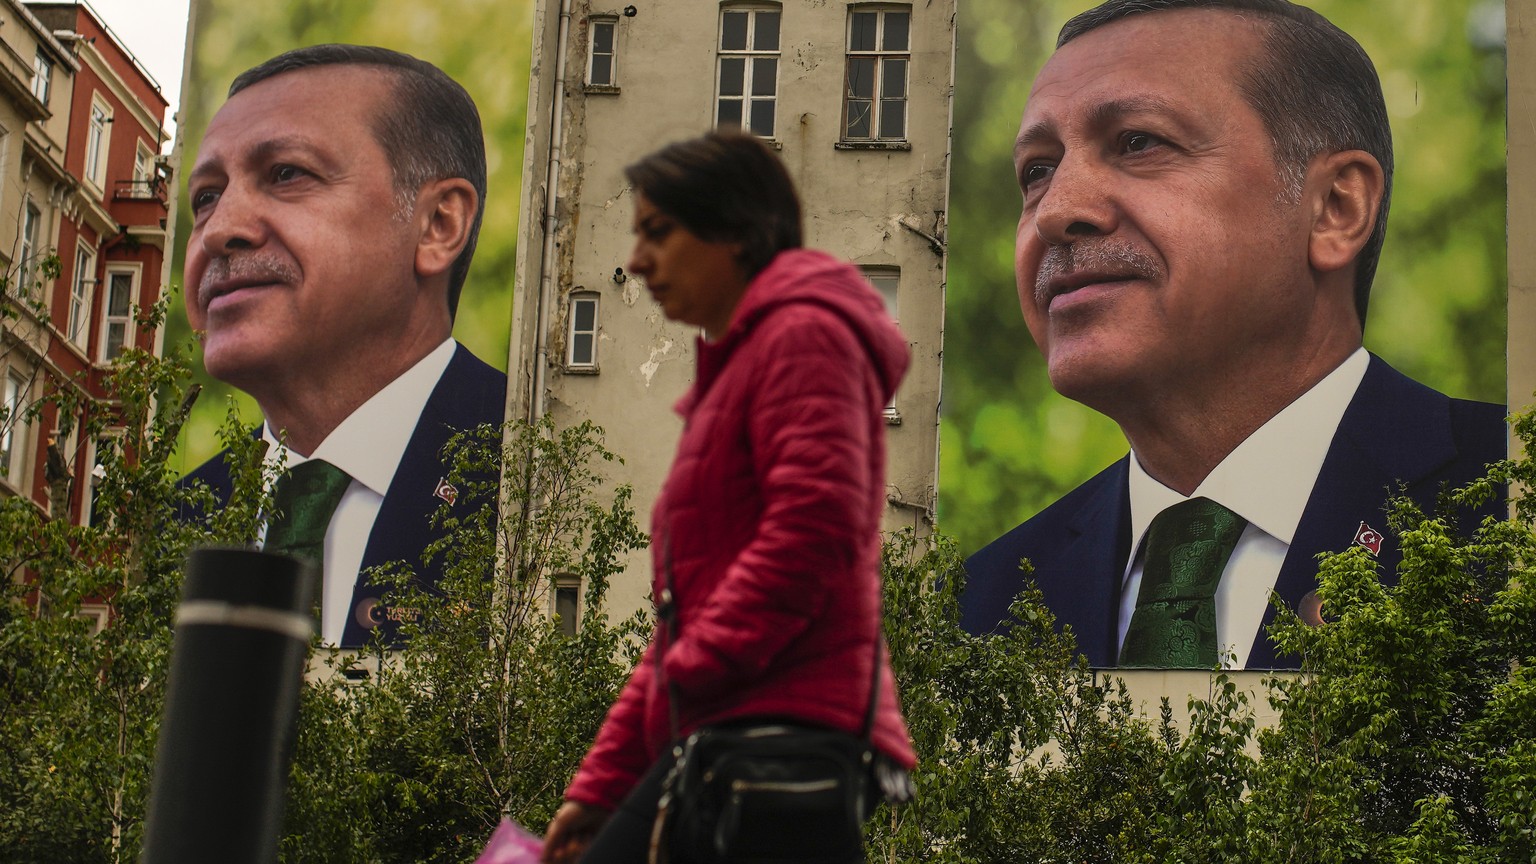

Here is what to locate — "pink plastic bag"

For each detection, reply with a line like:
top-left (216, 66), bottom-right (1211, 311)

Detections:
top-left (474, 819), bottom-right (544, 864)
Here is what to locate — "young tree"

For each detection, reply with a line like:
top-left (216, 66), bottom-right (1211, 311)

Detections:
top-left (871, 415), bottom-right (1536, 864)
top-left (0, 296), bottom-right (265, 864)
top-left (278, 418), bottom-right (649, 864)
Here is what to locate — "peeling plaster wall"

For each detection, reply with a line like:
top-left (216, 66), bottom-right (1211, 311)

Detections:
top-left (519, 0), bottom-right (954, 623)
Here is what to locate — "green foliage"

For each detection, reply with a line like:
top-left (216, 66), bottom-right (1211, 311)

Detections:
top-left (1, 327), bottom-right (642, 862)
top-left (871, 529), bottom-right (1168, 863)
top-left (875, 408), bottom-right (1536, 862)
top-left (278, 417), bottom-right (649, 863)
top-left (0, 304), bottom-right (259, 864)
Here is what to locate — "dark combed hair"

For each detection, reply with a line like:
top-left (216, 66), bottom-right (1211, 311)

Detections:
top-left (623, 130), bottom-right (802, 278)
top-left (1059, 0), bottom-right (1393, 325)
top-left (229, 44), bottom-right (487, 319)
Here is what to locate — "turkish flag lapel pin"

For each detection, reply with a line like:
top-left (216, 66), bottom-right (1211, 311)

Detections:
top-left (1353, 521), bottom-right (1384, 556)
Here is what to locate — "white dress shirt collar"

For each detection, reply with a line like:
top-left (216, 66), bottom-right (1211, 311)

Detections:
top-left (1120, 348), bottom-right (1370, 667)
top-left (1127, 347), bottom-right (1370, 551)
top-left (261, 338), bottom-right (458, 645)
top-left (261, 338), bottom-right (457, 488)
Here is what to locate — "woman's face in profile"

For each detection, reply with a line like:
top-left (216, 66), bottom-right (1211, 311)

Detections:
top-left (627, 193), bottom-right (751, 340)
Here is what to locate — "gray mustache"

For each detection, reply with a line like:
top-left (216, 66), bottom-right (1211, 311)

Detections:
top-left (1033, 241), bottom-right (1163, 303)
top-left (198, 254), bottom-right (300, 305)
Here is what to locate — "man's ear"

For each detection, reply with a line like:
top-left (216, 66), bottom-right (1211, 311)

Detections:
top-left (413, 178), bottom-right (478, 281)
top-left (1307, 149), bottom-right (1385, 276)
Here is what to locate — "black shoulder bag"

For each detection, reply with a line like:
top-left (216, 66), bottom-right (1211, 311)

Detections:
top-left (647, 543), bottom-right (912, 864)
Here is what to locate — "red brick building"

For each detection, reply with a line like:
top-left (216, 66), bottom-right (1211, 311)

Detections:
top-left (0, 0), bottom-right (173, 526)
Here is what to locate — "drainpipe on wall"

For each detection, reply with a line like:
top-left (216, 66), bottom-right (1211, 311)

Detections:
top-left (529, 0), bottom-right (574, 426)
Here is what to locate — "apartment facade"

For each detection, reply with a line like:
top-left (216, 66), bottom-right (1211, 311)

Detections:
top-left (0, 0), bottom-right (173, 526)
top-left (512, 0), bottom-right (953, 621)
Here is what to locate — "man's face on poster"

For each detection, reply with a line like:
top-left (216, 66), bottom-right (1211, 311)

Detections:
top-left (1012, 9), bottom-right (1321, 416)
top-left (184, 65), bottom-right (423, 394)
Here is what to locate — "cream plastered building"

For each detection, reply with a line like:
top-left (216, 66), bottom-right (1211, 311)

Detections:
top-left (511, 0), bottom-right (954, 625)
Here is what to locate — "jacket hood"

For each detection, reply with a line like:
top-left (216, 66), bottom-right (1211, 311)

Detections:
top-left (702, 248), bottom-right (910, 405)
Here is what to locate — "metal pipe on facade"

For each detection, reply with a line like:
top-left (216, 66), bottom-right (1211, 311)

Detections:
top-left (528, 0), bottom-right (574, 426)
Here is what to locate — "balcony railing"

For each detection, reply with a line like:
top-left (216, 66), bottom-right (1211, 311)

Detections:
top-left (113, 179), bottom-right (166, 204)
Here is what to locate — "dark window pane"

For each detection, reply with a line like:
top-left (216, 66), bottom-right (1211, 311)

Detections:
top-left (718, 99), bottom-right (743, 128)
top-left (571, 334), bottom-right (594, 365)
top-left (845, 57), bottom-right (874, 99)
top-left (752, 58), bottom-right (776, 96)
top-left (719, 57), bottom-right (744, 96)
top-left (593, 21), bottom-right (613, 53)
top-left (106, 325), bottom-right (125, 360)
top-left (721, 11), bottom-right (748, 50)
top-left (109, 275), bottom-right (132, 315)
top-left (590, 55), bottom-right (612, 85)
top-left (754, 11), bottom-right (780, 50)
top-left (850, 11), bottom-right (877, 51)
top-left (882, 12), bottom-right (910, 51)
top-left (555, 586), bottom-right (578, 636)
top-left (882, 58), bottom-right (907, 99)
top-left (845, 99), bottom-right (872, 138)
top-left (879, 99), bottom-right (906, 139)
top-left (750, 99), bottom-right (775, 137)
top-left (574, 300), bottom-right (595, 330)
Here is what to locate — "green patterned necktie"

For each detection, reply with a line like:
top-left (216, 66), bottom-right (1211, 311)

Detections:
top-left (1119, 496), bottom-right (1248, 668)
top-left (265, 459), bottom-right (352, 565)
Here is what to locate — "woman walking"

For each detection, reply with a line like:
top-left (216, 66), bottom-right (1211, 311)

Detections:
top-left (543, 130), bottom-right (915, 864)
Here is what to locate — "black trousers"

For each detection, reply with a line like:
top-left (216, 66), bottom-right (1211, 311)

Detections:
top-left (578, 752), bottom-right (673, 864)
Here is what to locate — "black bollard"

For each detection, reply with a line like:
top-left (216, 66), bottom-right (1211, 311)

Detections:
top-left (140, 547), bottom-right (316, 864)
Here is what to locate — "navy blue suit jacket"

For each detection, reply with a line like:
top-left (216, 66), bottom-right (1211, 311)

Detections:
top-left (960, 355), bottom-right (1507, 669)
top-left (182, 344), bottom-right (507, 647)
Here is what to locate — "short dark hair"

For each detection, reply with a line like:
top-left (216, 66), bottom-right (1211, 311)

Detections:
top-left (623, 130), bottom-right (802, 278)
top-left (1059, 0), bottom-right (1392, 325)
top-left (229, 44), bottom-right (487, 319)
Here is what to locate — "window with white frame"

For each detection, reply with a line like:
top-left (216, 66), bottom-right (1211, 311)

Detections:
top-left (2, 370), bottom-right (28, 484)
top-left (134, 143), bottom-right (153, 182)
top-left (99, 267), bottom-right (137, 362)
top-left (78, 604), bottom-right (110, 635)
top-left (587, 17), bottom-right (618, 87)
top-left (843, 7), bottom-right (911, 142)
top-left (68, 245), bottom-right (95, 349)
top-left (12, 201), bottom-right (39, 299)
top-left (862, 267), bottom-right (900, 415)
top-left (567, 292), bottom-right (599, 369)
top-left (85, 99), bottom-right (112, 190)
top-left (87, 433), bottom-right (120, 527)
top-left (716, 5), bottom-right (781, 138)
top-left (31, 52), bottom-right (51, 105)
top-left (132, 142), bottom-right (156, 198)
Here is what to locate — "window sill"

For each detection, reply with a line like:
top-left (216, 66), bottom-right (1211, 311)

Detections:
top-left (0, 474), bottom-right (27, 500)
top-left (564, 364), bottom-right (600, 375)
top-left (52, 330), bottom-right (90, 365)
top-left (835, 141), bottom-right (911, 152)
top-left (583, 84), bottom-right (621, 95)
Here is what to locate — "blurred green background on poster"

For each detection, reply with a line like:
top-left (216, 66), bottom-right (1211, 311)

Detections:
top-left (940, 0), bottom-right (1507, 556)
top-left (169, 0), bottom-right (1506, 560)
top-left (168, 0), bottom-right (532, 474)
